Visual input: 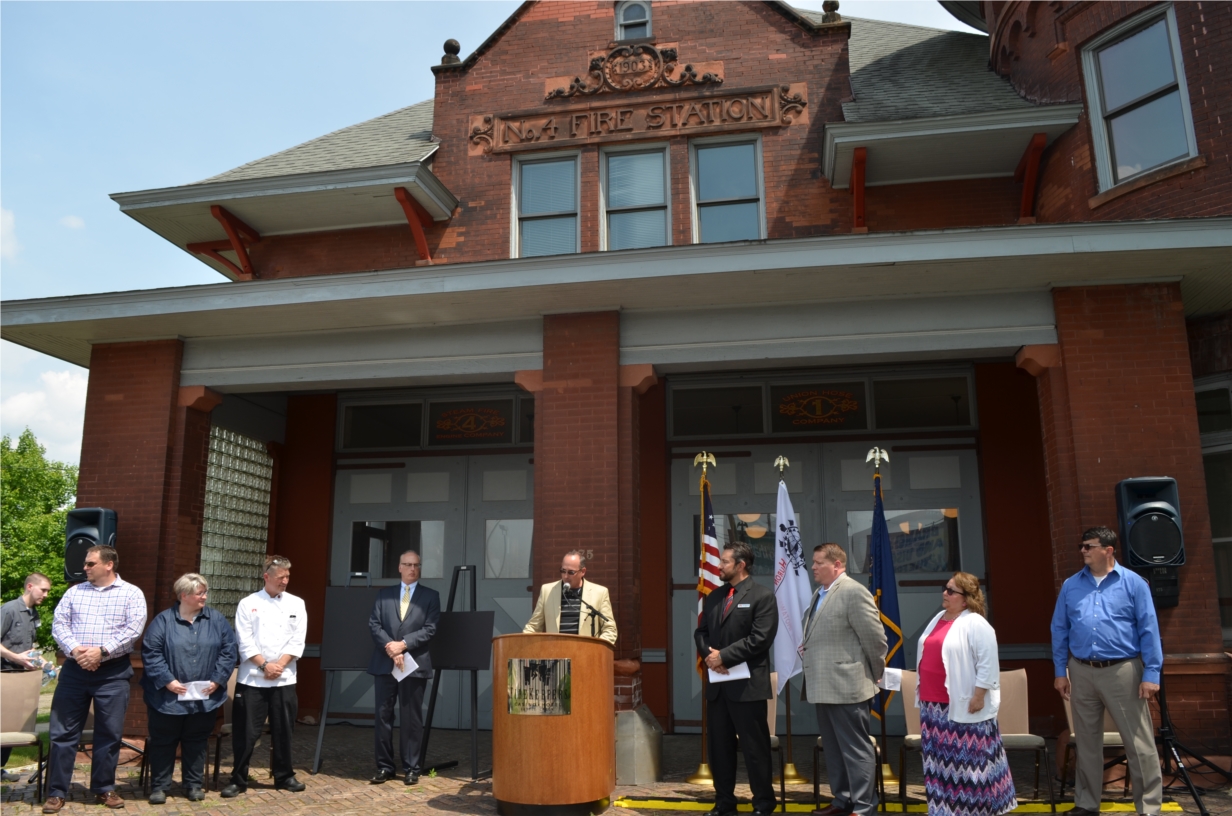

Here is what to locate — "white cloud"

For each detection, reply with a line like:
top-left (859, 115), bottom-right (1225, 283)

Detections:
top-left (1, 207), bottom-right (19, 261)
top-left (60, 215), bottom-right (85, 229)
top-left (1, 368), bottom-right (89, 464)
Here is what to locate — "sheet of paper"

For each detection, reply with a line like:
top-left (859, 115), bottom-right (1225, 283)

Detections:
top-left (878, 667), bottom-right (902, 691)
top-left (177, 680), bottom-right (213, 701)
top-left (708, 661), bottom-right (751, 684)
top-left (391, 652), bottom-right (420, 683)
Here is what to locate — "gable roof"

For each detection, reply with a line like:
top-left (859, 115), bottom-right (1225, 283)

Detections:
top-left (834, 16), bottom-right (1031, 122)
top-left (196, 99), bottom-right (436, 184)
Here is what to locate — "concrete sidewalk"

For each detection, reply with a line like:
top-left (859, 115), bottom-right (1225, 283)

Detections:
top-left (3, 725), bottom-right (1228, 815)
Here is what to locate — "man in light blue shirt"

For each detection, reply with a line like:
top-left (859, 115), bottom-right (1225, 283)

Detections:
top-left (1051, 526), bottom-right (1163, 816)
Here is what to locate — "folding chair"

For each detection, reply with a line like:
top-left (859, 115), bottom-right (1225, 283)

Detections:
top-left (997, 668), bottom-right (1055, 812)
top-left (1060, 684), bottom-right (1130, 800)
top-left (1, 670), bottom-right (45, 798)
top-left (898, 669), bottom-right (921, 807)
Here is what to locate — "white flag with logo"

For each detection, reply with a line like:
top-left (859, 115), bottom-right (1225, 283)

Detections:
top-left (772, 479), bottom-right (811, 694)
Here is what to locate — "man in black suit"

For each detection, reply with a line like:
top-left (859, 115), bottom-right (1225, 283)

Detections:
top-left (367, 550), bottom-right (440, 786)
top-left (695, 541), bottom-right (779, 816)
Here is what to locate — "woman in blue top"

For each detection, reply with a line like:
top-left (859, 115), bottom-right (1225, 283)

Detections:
top-left (140, 573), bottom-right (237, 804)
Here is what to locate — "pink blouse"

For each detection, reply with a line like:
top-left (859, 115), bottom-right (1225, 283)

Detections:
top-left (918, 617), bottom-right (955, 704)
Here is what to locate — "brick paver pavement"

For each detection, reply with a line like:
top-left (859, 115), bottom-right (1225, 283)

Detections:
top-left (4, 727), bottom-right (1228, 815)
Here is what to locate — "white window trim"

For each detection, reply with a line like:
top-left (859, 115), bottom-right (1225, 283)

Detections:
top-left (599, 142), bottom-right (671, 251)
top-left (511, 151), bottom-right (582, 259)
top-left (688, 134), bottom-right (766, 245)
top-left (1081, 4), bottom-right (1198, 192)
top-left (615, 0), bottom-right (651, 41)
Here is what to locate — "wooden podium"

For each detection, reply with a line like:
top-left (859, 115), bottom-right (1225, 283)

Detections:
top-left (492, 633), bottom-right (614, 815)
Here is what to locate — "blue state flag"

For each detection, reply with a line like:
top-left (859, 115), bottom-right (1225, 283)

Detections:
top-left (869, 471), bottom-right (905, 719)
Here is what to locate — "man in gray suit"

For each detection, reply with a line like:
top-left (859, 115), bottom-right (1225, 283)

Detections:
top-left (800, 543), bottom-right (887, 816)
top-left (367, 550), bottom-right (440, 786)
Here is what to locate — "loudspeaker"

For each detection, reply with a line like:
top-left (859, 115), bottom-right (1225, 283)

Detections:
top-left (1115, 477), bottom-right (1185, 569)
top-left (64, 508), bottom-right (118, 583)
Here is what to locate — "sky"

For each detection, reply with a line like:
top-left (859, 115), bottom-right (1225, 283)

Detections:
top-left (0, 0), bottom-right (979, 465)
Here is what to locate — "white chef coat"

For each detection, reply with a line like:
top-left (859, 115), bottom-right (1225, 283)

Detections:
top-left (234, 588), bottom-right (307, 687)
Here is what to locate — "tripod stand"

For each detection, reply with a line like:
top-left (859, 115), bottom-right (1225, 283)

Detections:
top-left (1151, 668), bottom-right (1231, 816)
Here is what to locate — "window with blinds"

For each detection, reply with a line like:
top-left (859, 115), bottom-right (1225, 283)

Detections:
top-left (692, 140), bottom-right (763, 243)
top-left (604, 148), bottom-right (669, 250)
top-left (516, 156), bottom-right (578, 257)
top-left (200, 427), bottom-right (273, 623)
top-left (616, 1), bottom-right (651, 40)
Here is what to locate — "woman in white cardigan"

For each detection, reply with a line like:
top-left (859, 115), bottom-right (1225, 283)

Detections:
top-left (914, 572), bottom-right (1016, 816)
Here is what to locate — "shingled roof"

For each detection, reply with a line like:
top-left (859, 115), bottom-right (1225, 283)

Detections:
top-left (836, 16), bottom-right (1032, 122)
top-left (196, 98), bottom-right (436, 184)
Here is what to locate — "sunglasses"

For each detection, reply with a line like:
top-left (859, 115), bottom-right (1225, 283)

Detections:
top-left (943, 586), bottom-right (966, 597)
top-left (1078, 543), bottom-right (1110, 551)
top-left (83, 561), bottom-right (99, 568)
top-left (559, 568), bottom-right (581, 576)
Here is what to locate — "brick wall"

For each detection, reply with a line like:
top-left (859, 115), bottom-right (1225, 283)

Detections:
top-left (865, 177), bottom-right (1022, 232)
top-left (991, 1), bottom-right (1232, 224)
top-left (1031, 282), bottom-right (1229, 749)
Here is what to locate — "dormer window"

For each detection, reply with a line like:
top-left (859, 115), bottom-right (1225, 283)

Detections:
top-left (616, 1), bottom-right (651, 40)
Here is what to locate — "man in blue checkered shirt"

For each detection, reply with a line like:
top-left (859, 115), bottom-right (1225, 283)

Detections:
top-left (42, 546), bottom-right (146, 814)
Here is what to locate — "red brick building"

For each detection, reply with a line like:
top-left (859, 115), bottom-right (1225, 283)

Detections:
top-left (4, 0), bottom-right (1229, 755)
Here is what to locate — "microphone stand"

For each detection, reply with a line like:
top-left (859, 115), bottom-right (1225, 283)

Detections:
top-left (579, 597), bottom-right (610, 639)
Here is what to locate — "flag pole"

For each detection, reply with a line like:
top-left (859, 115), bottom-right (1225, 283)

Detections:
top-left (687, 452), bottom-right (717, 786)
top-left (869, 454), bottom-right (899, 793)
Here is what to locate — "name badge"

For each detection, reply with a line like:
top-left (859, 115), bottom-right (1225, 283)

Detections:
top-left (737, 603), bottom-right (751, 608)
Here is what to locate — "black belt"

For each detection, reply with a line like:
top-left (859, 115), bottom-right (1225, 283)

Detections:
top-left (1071, 654), bottom-right (1132, 669)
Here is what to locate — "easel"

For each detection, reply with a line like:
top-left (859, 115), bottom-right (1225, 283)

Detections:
top-left (418, 565), bottom-right (494, 781)
top-left (311, 572), bottom-right (377, 774)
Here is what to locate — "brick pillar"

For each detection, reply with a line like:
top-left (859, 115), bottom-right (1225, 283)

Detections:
top-left (1019, 283), bottom-right (1231, 750)
top-left (269, 395), bottom-right (337, 719)
top-left (77, 341), bottom-right (220, 735)
top-left (525, 313), bottom-right (655, 711)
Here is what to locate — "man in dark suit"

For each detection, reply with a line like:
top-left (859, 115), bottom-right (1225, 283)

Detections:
top-left (695, 541), bottom-right (779, 816)
top-left (367, 550), bottom-right (440, 786)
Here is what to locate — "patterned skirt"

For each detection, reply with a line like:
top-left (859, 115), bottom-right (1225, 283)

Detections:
top-left (920, 700), bottom-right (1018, 816)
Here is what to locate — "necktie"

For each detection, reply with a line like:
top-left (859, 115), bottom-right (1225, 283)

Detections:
top-left (399, 585), bottom-right (410, 621)
top-left (722, 587), bottom-right (736, 619)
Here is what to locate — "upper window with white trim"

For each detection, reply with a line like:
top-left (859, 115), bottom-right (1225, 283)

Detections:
top-left (616, 1), bottom-right (651, 40)
top-left (691, 139), bottom-right (764, 244)
top-left (603, 147), bottom-right (669, 250)
top-left (1083, 6), bottom-right (1197, 190)
top-left (515, 155), bottom-right (578, 257)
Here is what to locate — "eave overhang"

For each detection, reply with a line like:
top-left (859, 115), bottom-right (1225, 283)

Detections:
top-left (824, 105), bottom-right (1084, 189)
top-left (109, 158), bottom-right (458, 278)
top-left (3, 218), bottom-right (1228, 372)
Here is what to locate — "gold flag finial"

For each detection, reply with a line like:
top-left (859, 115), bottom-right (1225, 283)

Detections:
top-left (693, 451), bottom-right (717, 476)
top-left (774, 455), bottom-right (790, 474)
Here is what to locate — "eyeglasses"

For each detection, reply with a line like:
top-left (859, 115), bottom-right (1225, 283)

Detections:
top-left (1078, 543), bottom-right (1109, 551)
top-left (401, 563), bottom-right (422, 569)
top-left (83, 561), bottom-right (98, 568)
top-left (943, 586), bottom-right (966, 597)
top-left (559, 569), bottom-right (581, 576)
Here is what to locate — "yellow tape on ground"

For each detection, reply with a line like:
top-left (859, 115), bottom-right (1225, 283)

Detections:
top-left (612, 799), bottom-right (1184, 813)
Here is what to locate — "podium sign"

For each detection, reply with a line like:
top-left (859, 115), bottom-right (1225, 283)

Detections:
top-left (507, 658), bottom-right (571, 715)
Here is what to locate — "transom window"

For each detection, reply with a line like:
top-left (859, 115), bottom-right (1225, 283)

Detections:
top-left (692, 140), bottom-right (763, 243)
top-left (616, 1), bottom-right (650, 40)
top-left (516, 156), bottom-right (578, 257)
top-left (1084, 6), bottom-right (1196, 189)
top-left (604, 148), bottom-right (669, 250)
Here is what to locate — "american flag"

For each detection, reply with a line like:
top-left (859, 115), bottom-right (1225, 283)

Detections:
top-left (695, 473), bottom-right (722, 676)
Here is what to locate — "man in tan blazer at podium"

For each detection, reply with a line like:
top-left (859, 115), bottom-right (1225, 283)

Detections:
top-left (524, 551), bottom-right (617, 644)
top-left (801, 543), bottom-right (887, 816)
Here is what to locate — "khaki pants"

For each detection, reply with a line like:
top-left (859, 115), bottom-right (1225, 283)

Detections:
top-left (1069, 656), bottom-right (1162, 814)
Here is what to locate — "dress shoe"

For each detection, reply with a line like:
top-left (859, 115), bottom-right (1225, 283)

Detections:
top-left (1067, 808), bottom-right (1099, 816)
top-left (370, 769), bottom-right (397, 784)
top-left (275, 777), bottom-right (306, 792)
top-left (813, 806), bottom-right (854, 816)
top-left (148, 790), bottom-right (167, 805)
top-left (42, 797), bottom-right (65, 814)
top-left (185, 787), bottom-right (205, 802)
top-left (96, 790), bottom-right (126, 809)
top-left (219, 784), bottom-right (246, 798)
top-left (405, 770), bottom-right (420, 785)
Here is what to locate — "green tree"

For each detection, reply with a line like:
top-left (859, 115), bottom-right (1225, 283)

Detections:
top-left (1, 429), bottom-right (77, 649)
